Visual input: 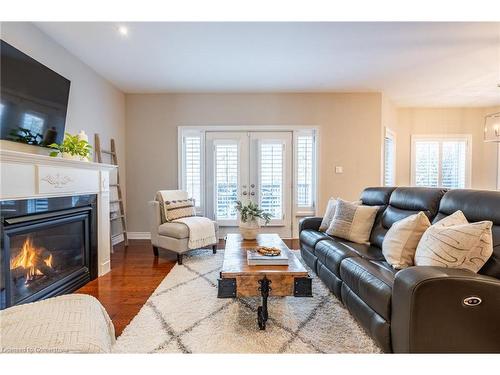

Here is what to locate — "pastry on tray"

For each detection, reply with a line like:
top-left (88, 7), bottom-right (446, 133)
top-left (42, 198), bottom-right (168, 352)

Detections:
top-left (256, 246), bottom-right (281, 256)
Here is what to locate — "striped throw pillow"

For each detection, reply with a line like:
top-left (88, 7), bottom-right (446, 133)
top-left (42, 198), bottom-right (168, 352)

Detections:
top-left (164, 199), bottom-right (196, 221)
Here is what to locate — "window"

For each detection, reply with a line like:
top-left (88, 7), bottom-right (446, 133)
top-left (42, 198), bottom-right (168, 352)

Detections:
top-left (179, 127), bottom-right (318, 219)
top-left (411, 135), bottom-right (471, 189)
top-left (180, 131), bottom-right (204, 212)
top-left (383, 128), bottom-right (396, 186)
top-left (259, 142), bottom-right (284, 219)
top-left (296, 134), bottom-right (314, 207)
top-left (184, 136), bottom-right (201, 207)
top-left (215, 143), bottom-right (239, 220)
top-left (295, 131), bottom-right (316, 213)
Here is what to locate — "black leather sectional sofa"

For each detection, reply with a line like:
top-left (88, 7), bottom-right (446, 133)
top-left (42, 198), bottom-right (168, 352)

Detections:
top-left (299, 187), bottom-right (500, 353)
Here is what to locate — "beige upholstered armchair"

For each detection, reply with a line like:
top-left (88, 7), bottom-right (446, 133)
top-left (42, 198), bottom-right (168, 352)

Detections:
top-left (148, 190), bottom-right (219, 264)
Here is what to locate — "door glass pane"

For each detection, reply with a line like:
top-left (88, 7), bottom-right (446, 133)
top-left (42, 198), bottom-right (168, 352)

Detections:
top-left (415, 141), bottom-right (439, 187)
top-left (297, 135), bottom-right (313, 206)
top-left (384, 136), bottom-right (395, 186)
top-left (442, 141), bottom-right (466, 188)
top-left (215, 144), bottom-right (238, 220)
top-left (260, 143), bottom-right (283, 219)
top-left (184, 136), bottom-right (201, 206)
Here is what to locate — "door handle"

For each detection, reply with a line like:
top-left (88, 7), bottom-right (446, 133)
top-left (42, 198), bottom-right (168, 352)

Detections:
top-left (250, 192), bottom-right (255, 196)
top-left (242, 191), bottom-right (248, 196)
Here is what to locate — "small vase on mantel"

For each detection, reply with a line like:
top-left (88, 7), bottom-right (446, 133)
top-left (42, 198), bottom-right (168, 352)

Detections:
top-left (239, 218), bottom-right (260, 240)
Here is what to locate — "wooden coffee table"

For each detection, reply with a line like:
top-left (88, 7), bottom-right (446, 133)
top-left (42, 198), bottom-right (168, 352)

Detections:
top-left (218, 233), bottom-right (312, 330)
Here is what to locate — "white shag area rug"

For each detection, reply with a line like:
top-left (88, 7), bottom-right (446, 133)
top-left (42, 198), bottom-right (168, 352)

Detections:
top-left (114, 249), bottom-right (381, 353)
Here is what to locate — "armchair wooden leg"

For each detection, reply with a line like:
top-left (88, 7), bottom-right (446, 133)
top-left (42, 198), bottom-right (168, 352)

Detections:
top-left (177, 253), bottom-right (183, 265)
top-left (153, 246), bottom-right (159, 257)
top-left (212, 244), bottom-right (217, 254)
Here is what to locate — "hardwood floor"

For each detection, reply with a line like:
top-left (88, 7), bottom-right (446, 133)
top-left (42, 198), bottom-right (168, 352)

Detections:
top-left (76, 238), bottom-right (299, 337)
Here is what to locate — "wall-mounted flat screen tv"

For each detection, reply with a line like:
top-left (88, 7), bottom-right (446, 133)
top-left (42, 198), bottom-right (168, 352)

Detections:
top-left (0, 40), bottom-right (71, 147)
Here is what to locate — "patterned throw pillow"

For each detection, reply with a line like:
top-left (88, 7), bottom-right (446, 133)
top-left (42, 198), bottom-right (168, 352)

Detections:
top-left (414, 210), bottom-right (493, 273)
top-left (319, 198), bottom-right (362, 232)
top-left (382, 212), bottom-right (431, 269)
top-left (163, 199), bottom-right (196, 221)
top-left (326, 199), bottom-right (379, 244)
top-left (156, 192), bottom-right (195, 223)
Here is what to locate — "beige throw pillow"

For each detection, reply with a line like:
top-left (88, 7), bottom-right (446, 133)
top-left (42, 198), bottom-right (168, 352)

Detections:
top-left (156, 191), bottom-right (196, 223)
top-left (326, 199), bottom-right (379, 244)
top-left (414, 210), bottom-right (494, 273)
top-left (319, 198), bottom-right (362, 232)
top-left (382, 212), bottom-right (431, 269)
top-left (164, 199), bottom-right (196, 221)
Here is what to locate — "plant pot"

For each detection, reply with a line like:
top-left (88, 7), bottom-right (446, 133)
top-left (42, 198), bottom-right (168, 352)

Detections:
top-left (61, 152), bottom-right (82, 161)
top-left (239, 219), bottom-right (260, 240)
top-left (61, 152), bottom-right (90, 162)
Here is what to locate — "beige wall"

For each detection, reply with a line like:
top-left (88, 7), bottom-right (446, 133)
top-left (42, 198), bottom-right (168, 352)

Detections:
top-left (1, 22), bottom-right (127, 235)
top-left (394, 107), bottom-right (499, 190)
top-left (125, 93), bottom-right (383, 232)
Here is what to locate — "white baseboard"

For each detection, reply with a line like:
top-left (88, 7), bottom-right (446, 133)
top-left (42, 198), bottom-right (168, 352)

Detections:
top-left (111, 233), bottom-right (124, 245)
top-left (127, 231), bottom-right (151, 240)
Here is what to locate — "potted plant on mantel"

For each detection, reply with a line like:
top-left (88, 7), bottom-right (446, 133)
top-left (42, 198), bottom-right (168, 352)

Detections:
top-left (235, 200), bottom-right (272, 240)
top-left (48, 131), bottom-right (92, 162)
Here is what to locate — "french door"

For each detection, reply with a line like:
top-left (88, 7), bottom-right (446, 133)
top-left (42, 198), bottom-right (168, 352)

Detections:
top-left (205, 131), bottom-right (292, 237)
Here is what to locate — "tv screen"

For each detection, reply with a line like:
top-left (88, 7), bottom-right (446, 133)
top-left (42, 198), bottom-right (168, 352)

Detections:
top-left (0, 40), bottom-right (71, 147)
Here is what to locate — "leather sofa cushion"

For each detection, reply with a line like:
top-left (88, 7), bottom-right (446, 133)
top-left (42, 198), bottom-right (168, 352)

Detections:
top-left (315, 239), bottom-right (357, 277)
top-left (360, 187), bottom-right (395, 206)
top-left (158, 221), bottom-right (218, 239)
top-left (370, 187), bottom-right (446, 249)
top-left (315, 238), bottom-right (385, 278)
top-left (299, 229), bottom-right (330, 251)
top-left (341, 283), bottom-right (392, 353)
top-left (340, 257), bottom-right (396, 321)
top-left (339, 239), bottom-right (385, 261)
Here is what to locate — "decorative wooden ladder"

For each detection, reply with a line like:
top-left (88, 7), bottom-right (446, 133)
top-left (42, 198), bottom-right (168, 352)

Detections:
top-left (94, 134), bottom-right (129, 247)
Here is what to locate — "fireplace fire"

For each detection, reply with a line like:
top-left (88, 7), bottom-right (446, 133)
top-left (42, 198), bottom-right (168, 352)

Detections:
top-left (1, 195), bottom-right (98, 309)
top-left (10, 237), bottom-right (54, 284)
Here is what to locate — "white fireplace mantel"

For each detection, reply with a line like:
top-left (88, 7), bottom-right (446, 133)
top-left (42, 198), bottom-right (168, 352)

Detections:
top-left (0, 149), bottom-right (117, 276)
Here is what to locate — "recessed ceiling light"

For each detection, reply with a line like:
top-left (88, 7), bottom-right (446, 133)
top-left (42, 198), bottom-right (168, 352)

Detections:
top-left (118, 26), bottom-right (128, 36)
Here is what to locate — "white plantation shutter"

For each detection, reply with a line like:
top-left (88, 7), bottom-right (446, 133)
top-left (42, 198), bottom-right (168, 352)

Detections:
top-left (414, 141), bottom-right (440, 187)
top-left (297, 135), bottom-right (314, 207)
top-left (383, 129), bottom-right (396, 186)
top-left (215, 143), bottom-right (239, 220)
top-left (442, 141), bottom-right (466, 188)
top-left (412, 136), bottom-right (470, 189)
top-left (184, 136), bottom-right (201, 207)
top-left (259, 143), bottom-right (284, 219)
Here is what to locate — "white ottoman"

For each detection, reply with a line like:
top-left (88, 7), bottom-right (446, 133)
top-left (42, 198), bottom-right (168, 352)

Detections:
top-left (0, 294), bottom-right (115, 353)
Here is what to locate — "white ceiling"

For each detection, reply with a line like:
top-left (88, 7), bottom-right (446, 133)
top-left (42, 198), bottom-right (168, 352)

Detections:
top-left (35, 22), bottom-right (500, 107)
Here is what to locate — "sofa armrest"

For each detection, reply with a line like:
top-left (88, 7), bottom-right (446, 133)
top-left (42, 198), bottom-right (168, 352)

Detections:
top-left (392, 266), bottom-right (500, 353)
top-left (148, 201), bottom-right (161, 244)
top-left (299, 217), bottom-right (323, 233)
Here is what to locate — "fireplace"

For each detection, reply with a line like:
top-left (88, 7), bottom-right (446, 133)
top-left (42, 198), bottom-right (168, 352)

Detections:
top-left (1, 195), bottom-right (97, 309)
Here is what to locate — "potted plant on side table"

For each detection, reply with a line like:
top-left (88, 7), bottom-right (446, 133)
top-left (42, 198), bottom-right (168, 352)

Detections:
top-left (48, 132), bottom-right (92, 162)
top-left (235, 200), bottom-right (272, 240)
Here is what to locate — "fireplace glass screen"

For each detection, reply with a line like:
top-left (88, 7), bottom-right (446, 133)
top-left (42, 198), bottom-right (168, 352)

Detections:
top-left (8, 220), bottom-right (86, 305)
